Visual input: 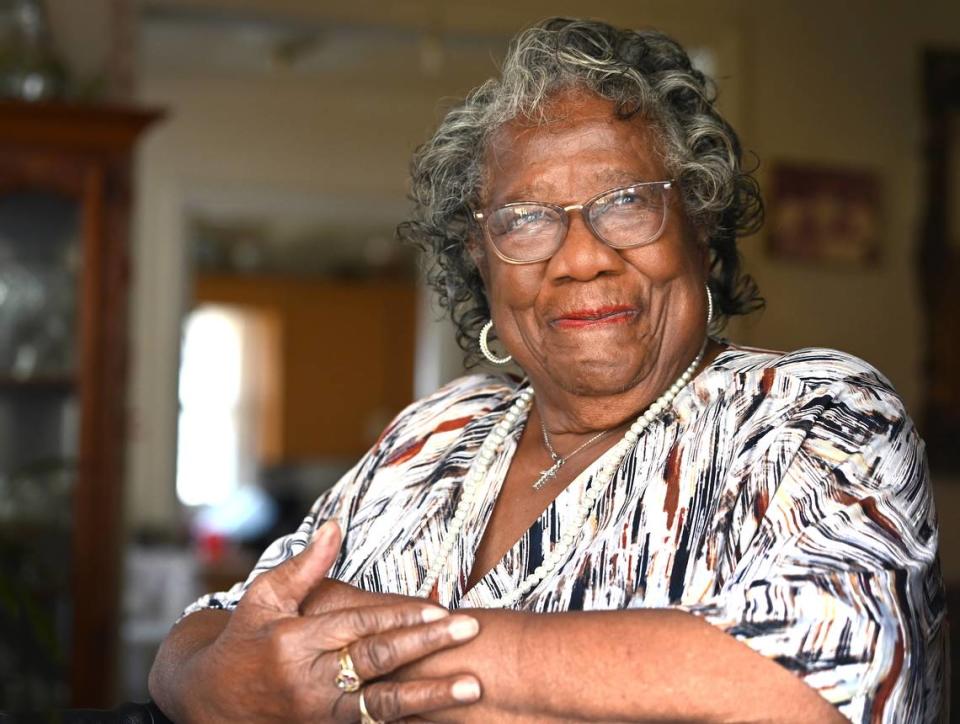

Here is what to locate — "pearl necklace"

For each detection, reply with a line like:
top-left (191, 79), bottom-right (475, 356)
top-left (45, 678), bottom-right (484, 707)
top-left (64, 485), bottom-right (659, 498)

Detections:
top-left (415, 340), bottom-right (708, 607)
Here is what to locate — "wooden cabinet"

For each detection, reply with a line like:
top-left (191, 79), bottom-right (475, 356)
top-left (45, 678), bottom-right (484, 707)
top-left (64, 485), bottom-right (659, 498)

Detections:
top-left (193, 274), bottom-right (417, 462)
top-left (0, 101), bottom-right (159, 708)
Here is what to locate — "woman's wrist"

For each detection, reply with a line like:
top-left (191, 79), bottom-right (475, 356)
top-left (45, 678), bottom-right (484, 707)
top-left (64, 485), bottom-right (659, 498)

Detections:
top-left (149, 610), bottom-right (230, 721)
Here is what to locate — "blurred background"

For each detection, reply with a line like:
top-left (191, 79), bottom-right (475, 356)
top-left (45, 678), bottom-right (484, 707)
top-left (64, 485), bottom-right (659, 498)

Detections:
top-left (0, 0), bottom-right (959, 713)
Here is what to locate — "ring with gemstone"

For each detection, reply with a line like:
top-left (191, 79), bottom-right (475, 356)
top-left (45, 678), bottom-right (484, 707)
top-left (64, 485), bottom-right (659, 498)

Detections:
top-left (334, 646), bottom-right (362, 692)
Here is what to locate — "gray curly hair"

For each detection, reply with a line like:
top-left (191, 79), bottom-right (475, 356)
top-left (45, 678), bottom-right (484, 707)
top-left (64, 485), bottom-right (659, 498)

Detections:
top-left (398, 17), bottom-right (763, 366)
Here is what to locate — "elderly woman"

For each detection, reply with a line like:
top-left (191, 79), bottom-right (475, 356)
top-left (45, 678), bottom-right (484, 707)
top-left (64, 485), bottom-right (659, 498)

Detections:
top-left (149, 18), bottom-right (944, 724)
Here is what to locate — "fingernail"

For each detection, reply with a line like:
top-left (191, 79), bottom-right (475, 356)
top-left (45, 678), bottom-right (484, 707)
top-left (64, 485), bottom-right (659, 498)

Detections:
top-left (447, 616), bottom-right (479, 641)
top-left (312, 519), bottom-right (336, 543)
top-left (421, 607), bottom-right (449, 623)
top-left (451, 677), bottom-right (481, 702)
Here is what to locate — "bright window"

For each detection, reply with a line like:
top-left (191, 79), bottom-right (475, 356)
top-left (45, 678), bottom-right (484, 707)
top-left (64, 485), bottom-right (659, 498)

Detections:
top-left (176, 304), bottom-right (261, 507)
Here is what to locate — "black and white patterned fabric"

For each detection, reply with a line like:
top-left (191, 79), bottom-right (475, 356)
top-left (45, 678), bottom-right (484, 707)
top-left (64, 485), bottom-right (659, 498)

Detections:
top-left (184, 345), bottom-right (946, 722)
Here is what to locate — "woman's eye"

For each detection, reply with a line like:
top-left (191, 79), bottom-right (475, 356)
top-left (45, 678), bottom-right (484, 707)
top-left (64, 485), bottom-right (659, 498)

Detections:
top-left (503, 208), bottom-right (549, 232)
top-left (597, 190), bottom-right (654, 217)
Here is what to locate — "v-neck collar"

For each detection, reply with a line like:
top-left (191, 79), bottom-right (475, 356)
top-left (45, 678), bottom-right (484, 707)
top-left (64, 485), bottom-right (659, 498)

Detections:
top-left (458, 437), bottom-right (619, 608)
top-left (436, 344), bottom-right (739, 609)
top-left (441, 391), bottom-right (626, 609)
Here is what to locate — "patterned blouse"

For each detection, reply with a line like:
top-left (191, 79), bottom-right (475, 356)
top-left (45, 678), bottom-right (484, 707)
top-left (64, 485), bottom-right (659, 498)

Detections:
top-left (184, 345), bottom-right (946, 723)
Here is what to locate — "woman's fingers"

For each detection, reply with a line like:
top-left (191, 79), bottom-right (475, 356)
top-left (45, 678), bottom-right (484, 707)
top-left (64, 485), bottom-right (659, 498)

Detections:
top-left (254, 604), bottom-right (475, 720)
top-left (241, 521), bottom-right (342, 617)
top-left (300, 577), bottom-right (423, 617)
top-left (346, 614), bottom-right (480, 681)
top-left (303, 601), bottom-right (453, 650)
top-left (334, 676), bottom-right (481, 723)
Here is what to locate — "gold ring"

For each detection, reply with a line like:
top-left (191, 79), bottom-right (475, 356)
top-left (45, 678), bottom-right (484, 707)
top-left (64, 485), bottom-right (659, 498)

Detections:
top-left (358, 689), bottom-right (383, 724)
top-left (334, 646), bottom-right (362, 693)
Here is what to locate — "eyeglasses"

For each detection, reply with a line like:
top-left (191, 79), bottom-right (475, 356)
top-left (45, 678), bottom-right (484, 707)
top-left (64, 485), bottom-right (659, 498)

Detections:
top-left (473, 180), bottom-right (673, 264)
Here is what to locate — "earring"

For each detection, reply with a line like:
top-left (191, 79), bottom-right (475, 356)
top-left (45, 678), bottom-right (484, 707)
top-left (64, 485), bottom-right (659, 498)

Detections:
top-left (705, 284), bottom-right (714, 329)
top-left (479, 320), bottom-right (512, 365)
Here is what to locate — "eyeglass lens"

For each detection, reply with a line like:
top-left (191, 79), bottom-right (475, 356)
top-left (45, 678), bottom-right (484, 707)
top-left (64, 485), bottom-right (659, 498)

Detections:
top-left (485, 183), bottom-right (668, 262)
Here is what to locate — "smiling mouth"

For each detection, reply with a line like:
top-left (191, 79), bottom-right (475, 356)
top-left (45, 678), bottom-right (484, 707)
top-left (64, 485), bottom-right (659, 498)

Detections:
top-left (552, 306), bottom-right (638, 329)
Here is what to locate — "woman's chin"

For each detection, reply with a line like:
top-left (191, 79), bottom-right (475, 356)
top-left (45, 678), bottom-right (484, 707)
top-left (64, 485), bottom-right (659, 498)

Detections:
top-left (537, 354), bottom-right (651, 397)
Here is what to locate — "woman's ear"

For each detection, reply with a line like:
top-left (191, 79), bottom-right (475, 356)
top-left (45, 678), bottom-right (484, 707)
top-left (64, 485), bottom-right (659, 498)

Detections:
top-left (700, 238), bottom-right (712, 277)
top-left (683, 216), bottom-right (712, 277)
top-left (466, 235), bottom-right (488, 283)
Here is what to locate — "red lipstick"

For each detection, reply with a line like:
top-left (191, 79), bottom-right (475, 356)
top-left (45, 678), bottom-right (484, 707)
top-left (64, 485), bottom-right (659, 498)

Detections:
top-left (552, 305), bottom-right (638, 329)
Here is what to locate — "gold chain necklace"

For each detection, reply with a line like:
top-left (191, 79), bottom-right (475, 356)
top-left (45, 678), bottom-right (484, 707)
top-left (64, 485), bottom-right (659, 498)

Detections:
top-left (534, 423), bottom-right (611, 490)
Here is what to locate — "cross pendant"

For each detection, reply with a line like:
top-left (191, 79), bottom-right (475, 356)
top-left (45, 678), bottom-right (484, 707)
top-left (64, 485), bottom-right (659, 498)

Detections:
top-left (533, 459), bottom-right (564, 490)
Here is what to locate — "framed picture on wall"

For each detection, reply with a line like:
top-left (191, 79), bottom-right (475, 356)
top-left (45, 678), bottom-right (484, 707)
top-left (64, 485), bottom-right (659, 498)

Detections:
top-left (766, 161), bottom-right (882, 265)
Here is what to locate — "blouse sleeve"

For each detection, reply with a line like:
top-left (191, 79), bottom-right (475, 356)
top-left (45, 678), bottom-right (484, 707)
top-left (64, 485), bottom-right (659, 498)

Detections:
top-left (678, 377), bottom-right (947, 723)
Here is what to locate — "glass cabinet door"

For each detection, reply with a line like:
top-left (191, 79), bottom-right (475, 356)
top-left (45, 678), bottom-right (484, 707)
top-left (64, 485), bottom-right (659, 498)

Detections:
top-left (0, 189), bottom-right (81, 709)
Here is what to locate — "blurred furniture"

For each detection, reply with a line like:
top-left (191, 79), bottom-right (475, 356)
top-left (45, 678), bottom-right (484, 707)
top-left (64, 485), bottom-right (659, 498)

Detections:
top-left (59, 700), bottom-right (173, 723)
top-left (919, 50), bottom-right (960, 472)
top-left (193, 273), bottom-right (417, 462)
top-left (0, 100), bottom-right (159, 709)
top-left (920, 49), bottom-right (960, 711)
top-left (119, 545), bottom-right (200, 703)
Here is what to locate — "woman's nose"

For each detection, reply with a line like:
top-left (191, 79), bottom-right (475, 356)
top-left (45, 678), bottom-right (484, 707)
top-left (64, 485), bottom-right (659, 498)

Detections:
top-left (545, 211), bottom-right (624, 282)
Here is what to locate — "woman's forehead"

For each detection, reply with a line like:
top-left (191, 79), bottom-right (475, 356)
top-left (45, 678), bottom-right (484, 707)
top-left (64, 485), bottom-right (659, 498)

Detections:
top-left (482, 105), bottom-right (665, 202)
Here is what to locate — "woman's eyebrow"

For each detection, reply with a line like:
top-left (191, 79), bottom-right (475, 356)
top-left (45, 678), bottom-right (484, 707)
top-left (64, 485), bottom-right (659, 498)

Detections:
top-left (491, 183), bottom-right (558, 203)
top-left (494, 172), bottom-right (644, 204)
top-left (592, 169), bottom-right (646, 186)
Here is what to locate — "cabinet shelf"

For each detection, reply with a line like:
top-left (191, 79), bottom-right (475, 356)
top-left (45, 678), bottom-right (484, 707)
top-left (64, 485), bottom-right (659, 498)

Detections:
top-left (0, 375), bottom-right (75, 392)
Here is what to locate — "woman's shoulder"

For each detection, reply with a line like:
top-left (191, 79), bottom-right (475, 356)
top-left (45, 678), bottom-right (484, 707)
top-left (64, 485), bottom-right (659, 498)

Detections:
top-left (379, 372), bottom-right (521, 442)
top-left (713, 343), bottom-right (896, 395)
top-left (705, 344), bottom-right (916, 457)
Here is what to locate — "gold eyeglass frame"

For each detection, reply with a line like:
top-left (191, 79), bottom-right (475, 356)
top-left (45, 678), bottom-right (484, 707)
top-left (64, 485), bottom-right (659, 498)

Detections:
top-left (472, 180), bottom-right (674, 265)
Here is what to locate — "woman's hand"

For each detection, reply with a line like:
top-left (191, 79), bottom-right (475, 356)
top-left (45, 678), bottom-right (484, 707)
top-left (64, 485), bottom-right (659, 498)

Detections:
top-left (168, 521), bottom-right (483, 723)
top-left (300, 577), bottom-right (423, 616)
